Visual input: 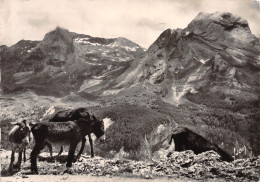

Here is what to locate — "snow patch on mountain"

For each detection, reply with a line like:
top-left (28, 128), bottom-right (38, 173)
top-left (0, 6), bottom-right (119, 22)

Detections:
top-left (102, 89), bottom-right (121, 96)
top-left (85, 62), bottom-right (102, 66)
top-left (172, 84), bottom-right (195, 104)
top-left (199, 59), bottom-right (209, 64)
top-left (227, 67), bottom-right (236, 78)
top-left (108, 42), bottom-right (140, 52)
top-left (187, 66), bottom-right (203, 83)
top-left (93, 75), bottom-right (105, 79)
top-left (156, 124), bottom-right (166, 134)
top-left (122, 46), bottom-right (139, 52)
top-left (74, 37), bottom-right (103, 46)
top-left (75, 36), bottom-right (144, 52)
top-left (107, 65), bottom-right (112, 70)
top-left (185, 31), bottom-right (190, 36)
top-left (79, 79), bottom-right (102, 91)
top-left (74, 37), bottom-right (89, 44)
top-left (187, 76), bottom-right (197, 83)
top-left (13, 71), bottom-right (34, 84)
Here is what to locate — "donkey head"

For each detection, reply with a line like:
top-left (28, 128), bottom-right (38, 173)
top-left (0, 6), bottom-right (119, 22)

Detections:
top-left (91, 115), bottom-right (105, 141)
top-left (72, 107), bottom-right (89, 120)
top-left (10, 119), bottom-right (31, 134)
top-left (10, 119), bottom-right (33, 145)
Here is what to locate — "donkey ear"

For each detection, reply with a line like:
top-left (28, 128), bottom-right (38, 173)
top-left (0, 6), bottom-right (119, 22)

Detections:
top-left (22, 119), bottom-right (28, 125)
top-left (10, 121), bottom-right (18, 125)
top-left (90, 114), bottom-right (95, 121)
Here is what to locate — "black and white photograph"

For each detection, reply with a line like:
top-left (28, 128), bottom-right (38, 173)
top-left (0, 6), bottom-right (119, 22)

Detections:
top-left (0, 0), bottom-right (260, 181)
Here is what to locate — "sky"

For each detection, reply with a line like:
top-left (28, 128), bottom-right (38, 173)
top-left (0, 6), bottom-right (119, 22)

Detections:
top-left (0, 0), bottom-right (259, 48)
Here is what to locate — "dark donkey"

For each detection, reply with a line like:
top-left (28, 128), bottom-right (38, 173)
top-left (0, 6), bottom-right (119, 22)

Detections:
top-left (48, 108), bottom-right (96, 158)
top-left (30, 114), bottom-right (104, 174)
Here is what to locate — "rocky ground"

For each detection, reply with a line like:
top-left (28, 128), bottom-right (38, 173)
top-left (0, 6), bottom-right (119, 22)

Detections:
top-left (1, 149), bottom-right (259, 182)
top-left (1, 175), bottom-right (184, 182)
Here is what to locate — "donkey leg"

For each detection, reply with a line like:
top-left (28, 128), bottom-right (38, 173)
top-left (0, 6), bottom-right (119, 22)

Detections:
top-left (16, 150), bottom-right (23, 170)
top-left (66, 143), bottom-right (78, 168)
top-left (88, 135), bottom-right (94, 158)
top-left (45, 142), bottom-right (53, 157)
top-left (23, 148), bottom-right (26, 162)
top-left (31, 142), bottom-right (45, 174)
top-left (8, 150), bottom-right (15, 172)
top-left (58, 146), bottom-right (63, 156)
top-left (76, 137), bottom-right (86, 159)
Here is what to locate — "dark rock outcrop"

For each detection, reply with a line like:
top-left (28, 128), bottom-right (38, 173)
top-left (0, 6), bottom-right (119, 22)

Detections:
top-left (167, 127), bottom-right (233, 162)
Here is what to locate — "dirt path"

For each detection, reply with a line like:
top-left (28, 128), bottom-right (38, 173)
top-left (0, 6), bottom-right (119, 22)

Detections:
top-left (1, 175), bottom-right (184, 182)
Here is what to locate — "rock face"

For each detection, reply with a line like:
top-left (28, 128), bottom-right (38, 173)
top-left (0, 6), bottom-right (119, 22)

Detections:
top-left (1, 27), bottom-right (145, 96)
top-left (118, 12), bottom-right (260, 103)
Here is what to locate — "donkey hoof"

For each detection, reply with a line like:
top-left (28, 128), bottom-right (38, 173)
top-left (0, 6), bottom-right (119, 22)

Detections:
top-left (8, 167), bottom-right (13, 173)
top-left (64, 167), bottom-right (73, 174)
top-left (73, 155), bottom-right (80, 162)
top-left (13, 163), bottom-right (21, 170)
top-left (73, 157), bottom-right (77, 163)
top-left (31, 168), bottom-right (38, 174)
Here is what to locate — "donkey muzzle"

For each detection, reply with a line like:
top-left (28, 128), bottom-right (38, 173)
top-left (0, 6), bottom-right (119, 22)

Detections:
top-left (99, 135), bottom-right (105, 142)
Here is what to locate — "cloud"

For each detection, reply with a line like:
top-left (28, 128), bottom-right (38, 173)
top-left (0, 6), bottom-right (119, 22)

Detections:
top-left (0, 0), bottom-right (259, 48)
top-left (137, 17), bottom-right (168, 31)
top-left (28, 17), bottom-right (49, 28)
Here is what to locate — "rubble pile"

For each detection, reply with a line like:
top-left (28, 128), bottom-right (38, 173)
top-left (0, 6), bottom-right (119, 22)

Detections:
top-left (152, 150), bottom-right (260, 181)
top-left (1, 150), bottom-right (259, 181)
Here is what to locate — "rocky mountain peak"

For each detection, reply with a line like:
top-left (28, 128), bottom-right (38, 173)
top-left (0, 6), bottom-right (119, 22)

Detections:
top-left (39, 26), bottom-right (74, 55)
top-left (114, 37), bottom-right (141, 48)
top-left (118, 12), bottom-right (260, 104)
top-left (191, 12), bottom-right (249, 28)
top-left (186, 12), bottom-right (256, 46)
top-left (43, 27), bottom-right (73, 42)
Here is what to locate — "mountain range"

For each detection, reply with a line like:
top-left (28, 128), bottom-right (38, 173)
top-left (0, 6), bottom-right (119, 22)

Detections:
top-left (1, 27), bottom-right (145, 96)
top-left (2, 12), bottom-right (259, 102)
top-left (1, 12), bottom-right (259, 157)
